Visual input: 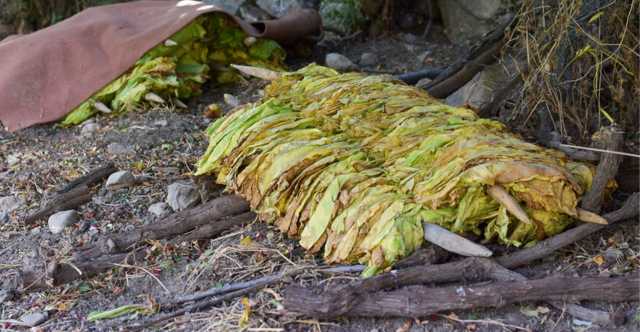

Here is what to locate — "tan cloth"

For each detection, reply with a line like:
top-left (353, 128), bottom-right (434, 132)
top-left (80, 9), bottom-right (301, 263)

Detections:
top-left (0, 0), bottom-right (320, 131)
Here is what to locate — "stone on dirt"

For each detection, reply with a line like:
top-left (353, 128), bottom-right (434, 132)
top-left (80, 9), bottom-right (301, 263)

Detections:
top-left (19, 311), bottom-right (48, 327)
top-left (0, 195), bottom-right (22, 214)
top-left (166, 182), bottom-right (200, 211)
top-left (148, 202), bottom-right (172, 218)
top-left (437, 0), bottom-right (504, 44)
top-left (325, 53), bottom-right (357, 71)
top-left (359, 52), bottom-right (378, 67)
top-left (80, 122), bottom-right (99, 136)
top-left (446, 62), bottom-right (513, 110)
top-left (105, 170), bottom-right (136, 189)
top-left (48, 210), bottom-right (79, 234)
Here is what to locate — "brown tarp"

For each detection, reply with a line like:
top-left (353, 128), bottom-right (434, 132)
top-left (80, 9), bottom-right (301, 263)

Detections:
top-left (0, 0), bottom-right (321, 132)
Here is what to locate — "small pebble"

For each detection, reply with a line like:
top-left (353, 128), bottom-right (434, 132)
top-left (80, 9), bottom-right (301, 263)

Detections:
top-left (80, 122), bottom-right (99, 136)
top-left (105, 170), bottom-right (136, 189)
top-left (148, 202), bottom-right (172, 218)
top-left (166, 182), bottom-right (200, 211)
top-left (0, 195), bottom-right (23, 214)
top-left (153, 119), bottom-right (168, 127)
top-left (359, 52), bottom-right (378, 67)
top-left (325, 53), bottom-right (357, 71)
top-left (224, 93), bottom-right (240, 108)
top-left (19, 312), bottom-right (48, 327)
top-left (48, 210), bottom-right (79, 234)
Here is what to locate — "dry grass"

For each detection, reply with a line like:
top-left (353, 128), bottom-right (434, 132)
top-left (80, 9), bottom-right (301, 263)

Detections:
top-left (504, 0), bottom-right (639, 143)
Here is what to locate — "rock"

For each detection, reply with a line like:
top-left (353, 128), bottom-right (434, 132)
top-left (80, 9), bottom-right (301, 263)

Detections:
top-left (239, 3), bottom-right (272, 22)
top-left (445, 61), bottom-right (513, 110)
top-left (19, 312), bottom-right (48, 327)
top-left (320, 0), bottom-right (365, 35)
top-left (166, 182), bottom-right (200, 211)
top-left (80, 122), bottom-right (99, 136)
top-left (0, 196), bottom-right (23, 214)
top-left (105, 170), bottom-right (136, 189)
top-left (256, 0), bottom-right (301, 18)
top-left (48, 210), bottom-right (80, 234)
top-left (402, 33), bottom-right (418, 44)
top-left (325, 53), bottom-right (357, 71)
top-left (359, 52), bottom-right (378, 67)
top-left (153, 119), bottom-right (168, 127)
top-left (148, 202), bottom-right (172, 218)
top-left (417, 50), bottom-right (432, 64)
top-left (107, 142), bottom-right (134, 155)
top-left (604, 248), bottom-right (624, 265)
top-left (437, 0), bottom-right (504, 44)
top-left (415, 77), bottom-right (432, 90)
top-left (224, 93), bottom-right (240, 108)
top-left (0, 212), bottom-right (8, 223)
top-left (202, 0), bottom-right (244, 14)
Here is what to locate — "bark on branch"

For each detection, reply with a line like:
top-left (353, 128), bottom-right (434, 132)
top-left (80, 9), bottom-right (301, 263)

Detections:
top-left (284, 273), bottom-right (639, 318)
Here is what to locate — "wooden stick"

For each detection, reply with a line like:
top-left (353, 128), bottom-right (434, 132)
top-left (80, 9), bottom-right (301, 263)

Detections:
top-left (56, 163), bottom-right (116, 194)
top-left (284, 273), bottom-right (638, 318)
top-left (580, 126), bottom-right (625, 213)
top-left (24, 184), bottom-right (92, 224)
top-left (73, 195), bottom-right (249, 262)
top-left (496, 192), bottom-right (638, 268)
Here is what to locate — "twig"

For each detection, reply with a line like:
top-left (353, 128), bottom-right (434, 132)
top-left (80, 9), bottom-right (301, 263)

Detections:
top-left (496, 192), bottom-right (639, 268)
top-left (114, 263), bottom-right (171, 295)
top-left (436, 314), bottom-right (532, 332)
top-left (57, 163), bottom-right (116, 194)
top-left (558, 144), bottom-right (639, 158)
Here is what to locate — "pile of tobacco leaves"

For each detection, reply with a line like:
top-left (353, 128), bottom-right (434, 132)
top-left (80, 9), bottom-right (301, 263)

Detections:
top-left (62, 13), bottom-right (285, 125)
top-left (196, 64), bottom-right (604, 276)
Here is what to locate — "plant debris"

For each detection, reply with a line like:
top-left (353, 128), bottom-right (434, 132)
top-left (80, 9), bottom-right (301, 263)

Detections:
top-left (196, 64), bottom-right (610, 275)
top-left (62, 14), bottom-right (285, 126)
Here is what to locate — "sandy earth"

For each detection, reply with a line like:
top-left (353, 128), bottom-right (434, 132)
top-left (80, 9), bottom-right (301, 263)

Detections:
top-left (1, 31), bottom-right (639, 332)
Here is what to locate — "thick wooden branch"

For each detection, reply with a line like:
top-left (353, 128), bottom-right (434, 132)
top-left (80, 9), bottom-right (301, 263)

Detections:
top-left (24, 184), bottom-right (93, 224)
top-left (580, 126), bottom-right (625, 213)
top-left (73, 195), bottom-right (249, 262)
top-left (284, 273), bottom-right (639, 318)
top-left (496, 192), bottom-right (639, 268)
top-left (57, 163), bottom-right (116, 194)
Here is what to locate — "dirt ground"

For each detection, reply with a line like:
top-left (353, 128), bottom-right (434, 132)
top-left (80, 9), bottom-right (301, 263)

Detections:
top-left (1, 28), bottom-right (639, 332)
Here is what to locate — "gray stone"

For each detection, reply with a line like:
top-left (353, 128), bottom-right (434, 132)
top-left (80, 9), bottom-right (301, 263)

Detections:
top-left (0, 196), bottom-right (23, 214)
top-left (239, 3), bottom-right (272, 22)
top-left (166, 182), bottom-right (200, 212)
top-left (105, 170), bottom-right (136, 189)
top-left (445, 62), bottom-right (513, 110)
top-left (0, 212), bottom-right (8, 223)
top-left (148, 202), bottom-right (172, 218)
top-left (224, 93), bottom-right (240, 108)
top-left (325, 53), bottom-right (357, 71)
top-left (107, 142), bottom-right (134, 155)
top-left (202, 0), bottom-right (244, 14)
top-left (153, 119), bottom-right (168, 127)
top-left (80, 122), bottom-right (99, 136)
top-left (415, 77), bottom-right (433, 90)
top-left (437, 0), bottom-right (504, 44)
top-left (19, 312), bottom-right (48, 327)
top-left (256, 0), bottom-right (301, 18)
top-left (604, 248), bottom-right (624, 265)
top-left (359, 52), bottom-right (378, 67)
top-left (48, 210), bottom-right (80, 234)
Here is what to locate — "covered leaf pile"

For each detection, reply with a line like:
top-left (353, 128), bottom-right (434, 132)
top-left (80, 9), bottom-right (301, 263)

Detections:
top-left (196, 64), bottom-right (600, 276)
top-left (62, 14), bottom-right (285, 125)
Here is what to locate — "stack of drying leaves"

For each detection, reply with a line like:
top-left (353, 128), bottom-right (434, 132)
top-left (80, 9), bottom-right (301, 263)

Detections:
top-left (196, 64), bottom-right (607, 276)
top-left (62, 14), bottom-right (285, 125)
